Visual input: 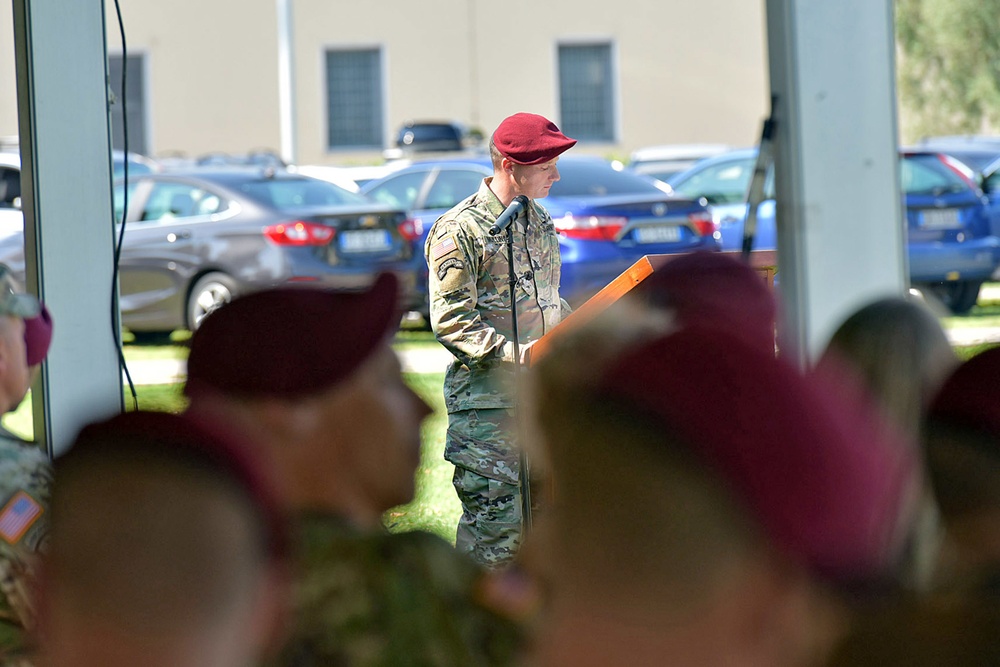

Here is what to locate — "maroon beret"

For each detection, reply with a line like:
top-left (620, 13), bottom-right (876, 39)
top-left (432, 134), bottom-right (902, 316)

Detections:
top-left (185, 273), bottom-right (400, 399)
top-left (24, 303), bottom-right (53, 366)
top-left (61, 410), bottom-right (288, 560)
top-left (928, 346), bottom-right (1000, 438)
top-left (492, 112), bottom-right (577, 165)
top-left (595, 326), bottom-right (917, 584)
top-left (635, 251), bottom-right (777, 353)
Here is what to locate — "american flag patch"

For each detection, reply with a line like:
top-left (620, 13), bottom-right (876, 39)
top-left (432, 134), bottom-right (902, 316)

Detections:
top-left (431, 236), bottom-right (458, 260)
top-left (0, 492), bottom-right (43, 545)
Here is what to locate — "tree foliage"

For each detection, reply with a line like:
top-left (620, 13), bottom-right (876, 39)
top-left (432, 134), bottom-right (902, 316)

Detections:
top-left (895, 0), bottom-right (1000, 141)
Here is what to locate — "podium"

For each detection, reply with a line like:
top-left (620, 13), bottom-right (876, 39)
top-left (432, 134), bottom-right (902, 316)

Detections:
top-left (530, 250), bottom-right (777, 362)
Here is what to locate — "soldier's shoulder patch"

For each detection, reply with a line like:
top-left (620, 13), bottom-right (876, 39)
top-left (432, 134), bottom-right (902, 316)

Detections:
top-left (0, 491), bottom-right (42, 545)
top-left (430, 235), bottom-right (459, 261)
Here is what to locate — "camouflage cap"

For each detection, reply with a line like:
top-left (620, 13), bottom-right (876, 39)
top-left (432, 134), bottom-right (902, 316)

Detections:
top-left (0, 265), bottom-right (40, 319)
top-left (595, 325), bottom-right (918, 585)
top-left (185, 272), bottom-right (400, 399)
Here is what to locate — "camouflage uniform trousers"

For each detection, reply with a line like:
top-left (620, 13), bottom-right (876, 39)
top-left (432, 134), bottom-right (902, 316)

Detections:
top-left (446, 408), bottom-right (525, 569)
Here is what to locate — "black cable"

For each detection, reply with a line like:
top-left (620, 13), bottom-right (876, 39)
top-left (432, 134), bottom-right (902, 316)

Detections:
top-left (112, 0), bottom-right (137, 410)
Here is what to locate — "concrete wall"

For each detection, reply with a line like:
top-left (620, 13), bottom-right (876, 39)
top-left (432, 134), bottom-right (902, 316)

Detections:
top-left (2, 0), bottom-right (770, 166)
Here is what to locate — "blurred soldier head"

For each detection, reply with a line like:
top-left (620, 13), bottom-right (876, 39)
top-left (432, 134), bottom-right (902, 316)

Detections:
top-left (922, 345), bottom-right (1000, 588)
top-left (36, 411), bottom-right (288, 667)
top-left (526, 323), bottom-right (918, 667)
top-left (630, 249), bottom-right (778, 354)
top-left (183, 273), bottom-right (433, 526)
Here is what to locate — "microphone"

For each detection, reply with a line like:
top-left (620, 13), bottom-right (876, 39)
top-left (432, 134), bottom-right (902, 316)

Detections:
top-left (489, 195), bottom-right (529, 236)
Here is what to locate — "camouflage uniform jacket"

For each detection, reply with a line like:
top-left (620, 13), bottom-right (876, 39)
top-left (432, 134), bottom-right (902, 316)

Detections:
top-left (266, 513), bottom-right (523, 667)
top-left (0, 430), bottom-right (51, 667)
top-left (425, 179), bottom-right (569, 414)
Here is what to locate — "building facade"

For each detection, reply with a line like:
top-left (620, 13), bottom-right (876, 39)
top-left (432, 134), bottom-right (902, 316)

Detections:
top-left (2, 0), bottom-right (769, 167)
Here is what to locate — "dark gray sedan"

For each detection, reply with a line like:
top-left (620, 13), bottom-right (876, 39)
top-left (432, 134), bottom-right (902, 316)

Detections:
top-left (0, 167), bottom-right (420, 335)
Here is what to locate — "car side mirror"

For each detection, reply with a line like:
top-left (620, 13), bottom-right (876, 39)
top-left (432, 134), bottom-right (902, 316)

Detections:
top-left (11, 196), bottom-right (20, 211)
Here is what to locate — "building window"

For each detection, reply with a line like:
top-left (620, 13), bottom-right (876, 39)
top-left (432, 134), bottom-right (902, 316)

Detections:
top-left (325, 48), bottom-right (383, 150)
top-left (558, 43), bottom-right (614, 142)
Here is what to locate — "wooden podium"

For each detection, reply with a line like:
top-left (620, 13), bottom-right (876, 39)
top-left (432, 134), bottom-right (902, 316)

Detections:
top-left (530, 250), bottom-right (777, 362)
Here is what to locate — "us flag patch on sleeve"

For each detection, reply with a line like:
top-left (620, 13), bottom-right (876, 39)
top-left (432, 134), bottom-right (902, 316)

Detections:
top-left (431, 236), bottom-right (458, 261)
top-left (0, 491), bottom-right (43, 545)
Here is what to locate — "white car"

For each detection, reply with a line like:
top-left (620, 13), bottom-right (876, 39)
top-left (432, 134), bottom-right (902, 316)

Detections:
top-left (628, 143), bottom-right (732, 184)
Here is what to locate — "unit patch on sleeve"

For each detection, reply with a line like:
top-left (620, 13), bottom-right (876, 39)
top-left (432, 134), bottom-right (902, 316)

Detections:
top-left (436, 257), bottom-right (465, 281)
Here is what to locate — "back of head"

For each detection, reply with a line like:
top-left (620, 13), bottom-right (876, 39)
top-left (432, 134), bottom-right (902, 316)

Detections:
top-left (924, 346), bottom-right (1000, 523)
top-left (42, 411), bottom-right (285, 665)
top-left (531, 324), bottom-right (918, 603)
top-left (819, 296), bottom-right (957, 440)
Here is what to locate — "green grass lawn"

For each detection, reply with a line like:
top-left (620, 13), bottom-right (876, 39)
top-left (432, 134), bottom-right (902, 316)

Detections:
top-left (9, 304), bottom-right (1000, 546)
top-left (3, 368), bottom-right (458, 542)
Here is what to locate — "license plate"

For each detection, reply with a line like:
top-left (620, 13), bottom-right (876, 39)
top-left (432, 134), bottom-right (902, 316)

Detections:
top-left (633, 225), bottom-right (682, 244)
top-left (340, 229), bottom-right (391, 252)
top-left (921, 208), bottom-right (961, 229)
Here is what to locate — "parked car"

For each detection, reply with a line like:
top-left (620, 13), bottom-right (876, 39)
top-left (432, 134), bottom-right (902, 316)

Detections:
top-left (0, 152), bottom-right (22, 240)
top-left (916, 135), bottom-right (1000, 172)
top-left (903, 148), bottom-right (1000, 312)
top-left (665, 147), bottom-right (1000, 313)
top-left (0, 167), bottom-right (420, 334)
top-left (291, 162), bottom-right (410, 193)
top-left (663, 147), bottom-right (777, 252)
top-left (0, 150), bottom-right (158, 241)
top-left (361, 154), bottom-right (721, 312)
top-left (627, 143), bottom-right (732, 183)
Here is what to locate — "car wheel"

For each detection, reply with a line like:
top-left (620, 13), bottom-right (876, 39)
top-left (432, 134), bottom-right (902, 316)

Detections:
top-left (925, 280), bottom-right (982, 315)
top-left (186, 272), bottom-right (237, 331)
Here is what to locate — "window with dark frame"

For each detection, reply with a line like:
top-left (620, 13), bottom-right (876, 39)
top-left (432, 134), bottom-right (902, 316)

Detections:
top-left (325, 48), bottom-right (384, 150)
top-left (558, 43), bottom-right (615, 143)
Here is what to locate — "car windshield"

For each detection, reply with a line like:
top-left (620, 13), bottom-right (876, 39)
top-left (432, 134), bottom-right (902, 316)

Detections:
top-left (549, 160), bottom-right (664, 197)
top-left (239, 177), bottom-right (369, 209)
top-left (669, 157), bottom-right (758, 204)
top-left (900, 154), bottom-right (972, 196)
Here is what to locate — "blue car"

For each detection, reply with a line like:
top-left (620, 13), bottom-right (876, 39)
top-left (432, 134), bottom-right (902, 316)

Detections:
top-left (903, 149), bottom-right (1000, 312)
top-left (664, 148), bottom-right (1000, 313)
top-left (360, 154), bottom-right (720, 313)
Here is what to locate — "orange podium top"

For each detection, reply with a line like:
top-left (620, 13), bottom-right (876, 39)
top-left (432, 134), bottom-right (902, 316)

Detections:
top-left (530, 250), bottom-right (777, 363)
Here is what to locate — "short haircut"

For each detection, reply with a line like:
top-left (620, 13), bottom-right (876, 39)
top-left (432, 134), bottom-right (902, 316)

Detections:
top-left (528, 317), bottom-right (765, 614)
top-left (46, 415), bottom-right (280, 638)
top-left (820, 296), bottom-right (957, 440)
top-left (489, 140), bottom-right (503, 171)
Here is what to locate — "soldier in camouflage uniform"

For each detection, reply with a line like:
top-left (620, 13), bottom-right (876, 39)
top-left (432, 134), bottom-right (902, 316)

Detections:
top-left (425, 113), bottom-right (576, 569)
top-left (183, 274), bottom-right (523, 666)
top-left (0, 265), bottom-right (53, 667)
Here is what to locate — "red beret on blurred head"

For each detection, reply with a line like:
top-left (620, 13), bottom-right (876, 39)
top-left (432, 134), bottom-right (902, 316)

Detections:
top-left (24, 303), bottom-right (53, 366)
top-left (492, 112), bottom-right (577, 165)
top-left (186, 273), bottom-right (400, 399)
top-left (61, 410), bottom-right (288, 559)
top-left (636, 250), bottom-right (777, 353)
top-left (595, 326), bottom-right (917, 585)
top-left (928, 345), bottom-right (1000, 438)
